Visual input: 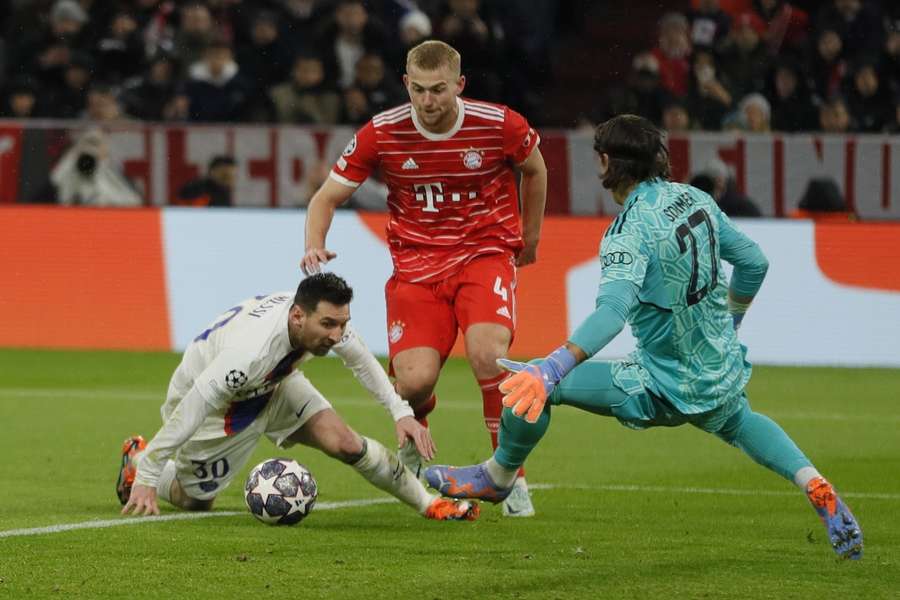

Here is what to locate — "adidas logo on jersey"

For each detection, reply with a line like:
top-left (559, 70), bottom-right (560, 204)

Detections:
top-left (402, 157), bottom-right (419, 170)
top-left (496, 306), bottom-right (511, 319)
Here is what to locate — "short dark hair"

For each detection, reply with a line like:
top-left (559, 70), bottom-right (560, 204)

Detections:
top-left (593, 114), bottom-right (670, 192)
top-left (294, 273), bottom-right (354, 313)
top-left (208, 154), bottom-right (235, 171)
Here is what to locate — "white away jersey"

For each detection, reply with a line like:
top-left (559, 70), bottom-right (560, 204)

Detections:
top-left (135, 292), bottom-right (411, 488)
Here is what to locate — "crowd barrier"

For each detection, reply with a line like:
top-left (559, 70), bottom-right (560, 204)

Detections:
top-left (1, 121), bottom-right (899, 220)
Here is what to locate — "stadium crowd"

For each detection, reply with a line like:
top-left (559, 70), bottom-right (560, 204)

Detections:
top-left (598, 0), bottom-right (900, 134)
top-left (0, 0), bottom-right (553, 125)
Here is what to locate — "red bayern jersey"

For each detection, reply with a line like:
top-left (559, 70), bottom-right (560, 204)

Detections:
top-left (329, 97), bottom-right (539, 284)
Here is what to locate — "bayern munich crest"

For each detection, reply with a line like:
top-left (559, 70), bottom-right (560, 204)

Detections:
top-left (389, 320), bottom-right (405, 344)
top-left (462, 150), bottom-right (483, 170)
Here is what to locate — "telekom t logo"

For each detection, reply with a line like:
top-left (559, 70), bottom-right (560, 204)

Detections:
top-left (413, 182), bottom-right (478, 213)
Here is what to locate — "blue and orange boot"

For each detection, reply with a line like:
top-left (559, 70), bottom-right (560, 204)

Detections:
top-left (806, 476), bottom-right (863, 559)
top-left (116, 435), bottom-right (147, 505)
top-left (425, 463), bottom-right (512, 503)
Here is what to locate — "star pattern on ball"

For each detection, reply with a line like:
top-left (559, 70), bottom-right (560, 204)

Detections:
top-left (253, 471), bottom-right (281, 505)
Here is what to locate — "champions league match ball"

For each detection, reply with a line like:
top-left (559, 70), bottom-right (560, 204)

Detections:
top-left (244, 458), bottom-right (317, 525)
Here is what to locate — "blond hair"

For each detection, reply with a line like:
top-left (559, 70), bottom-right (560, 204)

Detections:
top-left (406, 40), bottom-right (461, 75)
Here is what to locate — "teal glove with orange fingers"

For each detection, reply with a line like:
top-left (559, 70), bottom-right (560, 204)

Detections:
top-left (496, 346), bottom-right (578, 423)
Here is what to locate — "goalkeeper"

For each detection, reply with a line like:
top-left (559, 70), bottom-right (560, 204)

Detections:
top-left (426, 115), bottom-right (863, 560)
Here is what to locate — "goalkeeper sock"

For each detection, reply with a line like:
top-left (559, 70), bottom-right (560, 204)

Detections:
top-left (412, 393), bottom-right (437, 427)
top-left (494, 404), bottom-right (551, 472)
top-left (486, 457), bottom-right (518, 489)
top-left (717, 407), bottom-right (813, 482)
top-left (792, 466), bottom-right (821, 489)
top-left (351, 436), bottom-right (434, 513)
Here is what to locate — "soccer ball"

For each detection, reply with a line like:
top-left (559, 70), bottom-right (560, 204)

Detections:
top-left (244, 458), bottom-right (317, 525)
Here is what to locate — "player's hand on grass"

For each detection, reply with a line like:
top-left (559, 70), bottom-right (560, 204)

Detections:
top-left (122, 484), bottom-right (160, 517)
top-left (516, 241), bottom-right (538, 267)
top-left (301, 248), bottom-right (337, 275)
top-left (395, 416), bottom-right (436, 461)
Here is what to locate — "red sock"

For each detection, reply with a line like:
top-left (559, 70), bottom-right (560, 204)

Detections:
top-left (413, 393), bottom-right (437, 427)
top-left (479, 373), bottom-right (525, 478)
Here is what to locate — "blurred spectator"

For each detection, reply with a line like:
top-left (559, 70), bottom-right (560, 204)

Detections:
top-left (95, 10), bottom-right (145, 82)
top-left (435, 0), bottom-right (505, 101)
top-left (184, 40), bottom-right (250, 122)
top-left (173, 2), bottom-right (215, 75)
top-left (651, 12), bottom-right (692, 97)
top-left (599, 52), bottom-right (670, 126)
top-left (279, 0), bottom-right (331, 54)
top-left (791, 177), bottom-right (854, 220)
top-left (884, 99), bottom-right (900, 133)
top-left (269, 53), bottom-right (341, 123)
top-left (688, 0), bottom-right (731, 50)
top-left (882, 24), bottom-right (900, 99)
top-left (236, 11), bottom-right (293, 95)
top-left (84, 83), bottom-right (129, 123)
top-left (752, 0), bottom-right (809, 57)
top-left (175, 154), bottom-right (236, 207)
top-left (46, 52), bottom-right (94, 119)
top-left (818, 95), bottom-right (852, 132)
top-left (46, 129), bottom-right (143, 206)
top-left (121, 53), bottom-right (184, 121)
top-left (814, 0), bottom-right (883, 61)
top-left (394, 9), bottom-right (432, 74)
top-left (317, 0), bottom-right (389, 90)
top-left (718, 12), bottom-right (771, 101)
top-left (844, 59), bottom-right (893, 132)
top-left (399, 10), bottom-right (432, 49)
top-left (768, 59), bottom-right (816, 131)
top-left (341, 54), bottom-right (404, 124)
top-left (686, 49), bottom-right (733, 129)
top-left (662, 99), bottom-right (692, 132)
top-left (736, 92), bottom-right (771, 132)
top-left (693, 157), bottom-right (762, 217)
top-left (10, 0), bottom-right (93, 89)
top-left (2, 77), bottom-right (41, 118)
top-left (808, 29), bottom-right (847, 102)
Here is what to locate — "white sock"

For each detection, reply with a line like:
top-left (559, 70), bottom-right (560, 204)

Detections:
top-left (485, 457), bottom-right (518, 489)
top-left (351, 437), bottom-right (434, 514)
top-left (157, 460), bottom-right (178, 504)
top-left (793, 466), bottom-right (821, 489)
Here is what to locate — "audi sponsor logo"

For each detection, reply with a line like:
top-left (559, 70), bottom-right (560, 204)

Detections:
top-left (601, 251), bottom-right (633, 267)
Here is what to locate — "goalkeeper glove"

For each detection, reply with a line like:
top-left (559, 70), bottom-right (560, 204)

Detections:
top-left (496, 346), bottom-right (578, 423)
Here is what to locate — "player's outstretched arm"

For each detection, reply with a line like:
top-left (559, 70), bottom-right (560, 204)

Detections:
top-left (302, 177), bottom-right (357, 275)
top-left (331, 327), bottom-right (435, 459)
top-left (497, 279), bottom-right (638, 421)
top-left (516, 146), bottom-right (547, 267)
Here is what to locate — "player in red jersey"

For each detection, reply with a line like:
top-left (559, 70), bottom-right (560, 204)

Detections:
top-left (301, 40), bottom-right (547, 516)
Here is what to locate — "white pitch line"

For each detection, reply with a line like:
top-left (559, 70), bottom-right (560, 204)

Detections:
top-left (3, 482), bottom-right (898, 540)
top-left (0, 498), bottom-right (397, 540)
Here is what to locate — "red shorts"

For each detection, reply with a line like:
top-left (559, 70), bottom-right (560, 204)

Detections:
top-left (385, 253), bottom-right (517, 360)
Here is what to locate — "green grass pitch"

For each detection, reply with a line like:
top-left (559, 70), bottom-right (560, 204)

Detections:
top-left (0, 349), bottom-right (898, 598)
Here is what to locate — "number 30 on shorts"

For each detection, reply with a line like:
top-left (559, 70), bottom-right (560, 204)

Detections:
top-left (191, 458), bottom-right (230, 480)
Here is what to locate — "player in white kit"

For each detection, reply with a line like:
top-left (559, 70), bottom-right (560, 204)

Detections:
top-left (117, 273), bottom-right (480, 521)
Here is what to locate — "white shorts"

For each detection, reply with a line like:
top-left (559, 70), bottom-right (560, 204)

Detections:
top-left (173, 371), bottom-right (332, 501)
